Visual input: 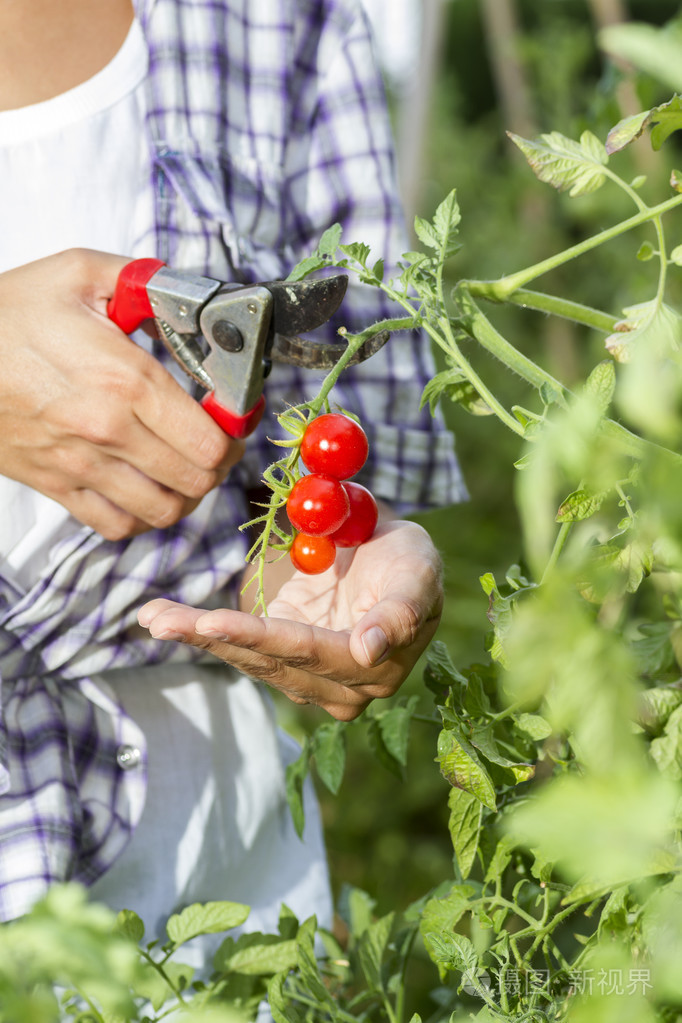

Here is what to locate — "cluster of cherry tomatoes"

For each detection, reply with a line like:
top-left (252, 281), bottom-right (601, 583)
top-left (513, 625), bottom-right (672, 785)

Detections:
top-left (286, 413), bottom-right (379, 574)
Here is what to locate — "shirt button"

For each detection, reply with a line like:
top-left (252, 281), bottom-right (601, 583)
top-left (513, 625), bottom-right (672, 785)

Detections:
top-left (116, 744), bottom-right (142, 770)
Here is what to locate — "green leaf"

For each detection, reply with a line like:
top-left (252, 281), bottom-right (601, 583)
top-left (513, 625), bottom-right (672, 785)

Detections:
top-left (218, 935), bottom-right (299, 976)
top-left (470, 724), bottom-right (534, 784)
top-left (114, 909), bottom-right (144, 944)
top-left (285, 743), bottom-right (309, 838)
top-left (605, 109), bottom-right (655, 154)
top-left (376, 696), bottom-right (418, 768)
top-left (638, 241), bottom-right (656, 261)
top-left (424, 640), bottom-right (466, 694)
top-left (463, 673), bottom-right (491, 718)
top-left (484, 836), bottom-right (515, 884)
top-left (414, 215), bottom-right (440, 251)
top-left (671, 244), bottom-right (682, 266)
top-left (285, 255), bottom-right (331, 282)
top-left (584, 359), bottom-right (616, 414)
top-left (437, 723), bottom-right (497, 810)
top-left (423, 930), bottom-right (478, 982)
top-left (508, 129), bottom-right (608, 196)
top-left (368, 716), bottom-right (405, 778)
top-left (166, 901), bottom-right (250, 947)
top-left (650, 704), bottom-right (682, 779)
top-left (639, 685), bottom-right (682, 734)
top-left (447, 788), bottom-right (483, 878)
top-left (358, 913), bottom-right (394, 992)
top-left (316, 223), bottom-right (342, 258)
top-left (432, 189), bottom-right (462, 260)
top-left (420, 368), bottom-right (492, 417)
top-left (515, 713), bottom-right (552, 741)
top-left (296, 918), bottom-right (333, 1005)
top-left (339, 241), bottom-right (371, 268)
top-left (556, 487), bottom-right (607, 523)
top-left (600, 22), bottom-right (682, 95)
top-left (268, 971), bottom-right (306, 1023)
top-left (672, 168), bottom-right (682, 193)
top-left (419, 884), bottom-right (476, 957)
top-left (312, 721), bottom-right (346, 795)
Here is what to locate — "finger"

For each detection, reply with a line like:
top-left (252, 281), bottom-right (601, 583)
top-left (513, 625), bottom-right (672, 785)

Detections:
top-left (349, 593), bottom-right (442, 669)
top-left (138, 601), bottom-right (398, 718)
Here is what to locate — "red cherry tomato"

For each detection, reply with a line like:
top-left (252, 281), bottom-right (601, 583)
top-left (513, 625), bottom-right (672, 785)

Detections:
top-left (286, 473), bottom-right (350, 536)
top-left (300, 413), bottom-right (369, 480)
top-left (328, 482), bottom-right (379, 547)
top-left (290, 533), bottom-right (336, 574)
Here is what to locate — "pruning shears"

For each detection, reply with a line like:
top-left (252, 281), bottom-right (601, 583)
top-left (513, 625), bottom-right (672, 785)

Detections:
top-left (107, 258), bottom-right (388, 438)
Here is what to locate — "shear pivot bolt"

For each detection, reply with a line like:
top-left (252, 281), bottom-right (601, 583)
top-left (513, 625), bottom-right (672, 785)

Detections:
top-left (212, 320), bottom-right (244, 352)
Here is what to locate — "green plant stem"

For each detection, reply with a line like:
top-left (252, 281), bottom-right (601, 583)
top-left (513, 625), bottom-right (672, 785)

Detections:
top-left (455, 288), bottom-right (569, 403)
top-left (469, 192), bottom-right (682, 300)
top-left (139, 949), bottom-right (187, 1006)
top-left (376, 274), bottom-right (527, 435)
top-left (541, 523), bottom-right (573, 584)
top-left (493, 288), bottom-right (619, 333)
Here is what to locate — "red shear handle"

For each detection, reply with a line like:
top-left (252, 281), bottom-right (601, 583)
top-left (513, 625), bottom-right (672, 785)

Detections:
top-left (201, 393), bottom-right (265, 439)
top-left (107, 258), bottom-right (165, 333)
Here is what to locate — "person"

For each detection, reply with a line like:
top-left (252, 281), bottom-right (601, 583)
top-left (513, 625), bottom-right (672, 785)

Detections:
top-left (0, 0), bottom-right (466, 966)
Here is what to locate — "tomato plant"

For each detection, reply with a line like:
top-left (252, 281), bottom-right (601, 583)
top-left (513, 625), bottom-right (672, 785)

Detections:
top-left (300, 413), bottom-right (369, 480)
top-left (328, 481), bottom-right (379, 547)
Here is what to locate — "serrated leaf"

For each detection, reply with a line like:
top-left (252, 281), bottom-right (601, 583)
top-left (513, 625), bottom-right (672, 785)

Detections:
top-left (296, 919), bottom-right (333, 1005)
top-left (222, 936), bottom-right (299, 976)
top-left (437, 723), bottom-right (497, 810)
top-left (447, 788), bottom-right (483, 878)
top-left (166, 902), bottom-right (250, 946)
top-left (376, 696), bottom-right (418, 767)
top-left (419, 883), bottom-right (476, 954)
top-left (115, 909), bottom-right (144, 944)
top-left (484, 836), bottom-right (515, 884)
top-left (600, 24), bottom-right (682, 95)
top-left (339, 241), bottom-right (371, 267)
top-left (470, 724), bottom-right (534, 784)
top-left (312, 721), bottom-right (346, 794)
top-left (285, 255), bottom-right (332, 282)
top-left (556, 488), bottom-right (607, 523)
top-left (358, 913), bottom-right (394, 992)
top-left (508, 129), bottom-right (608, 197)
top-left (650, 704), bottom-right (682, 780)
top-left (424, 640), bottom-right (466, 693)
top-left (285, 743), bottom-right (309, 838)
top-left (515, 713), bottom-right (552, 741)
top-left (432, 189), bottom-right (462, 260)
top-left (585, 359), bottom-right (616, 415)
top-left (316, 223), bottom-right (342, 258)
top-left (414, 215), bottom-right (440, 251)
top-left (420, 368), bottom-right (492, 416)
top-left (423, 930), bottom-right (478, 981)
top-left (605, 109), bottom-right (654, 154)
top-left (606, 98), bottom-right (682, 154)
top-left (268, 971), bottom-right (305, 1023)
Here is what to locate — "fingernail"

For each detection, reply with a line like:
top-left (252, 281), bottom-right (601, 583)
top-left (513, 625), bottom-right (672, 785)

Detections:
top-left (361, 626), bottom-right (389, 665)
top-left (151, 628), bottom-right (185, 641)
top-left (195, 626), bottom-right (230, 641)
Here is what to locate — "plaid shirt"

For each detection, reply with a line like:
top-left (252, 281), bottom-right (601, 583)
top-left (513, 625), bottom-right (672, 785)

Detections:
top-left (0, 0), bottom-right (465, 919)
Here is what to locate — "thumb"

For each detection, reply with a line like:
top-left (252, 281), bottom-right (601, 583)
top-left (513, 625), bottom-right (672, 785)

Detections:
top-left (349, 593), bottom-right (439, 668)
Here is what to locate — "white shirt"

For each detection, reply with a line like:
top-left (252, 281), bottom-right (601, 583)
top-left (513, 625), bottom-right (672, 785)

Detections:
top-left (0, 18), bottom-right (331, 961)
